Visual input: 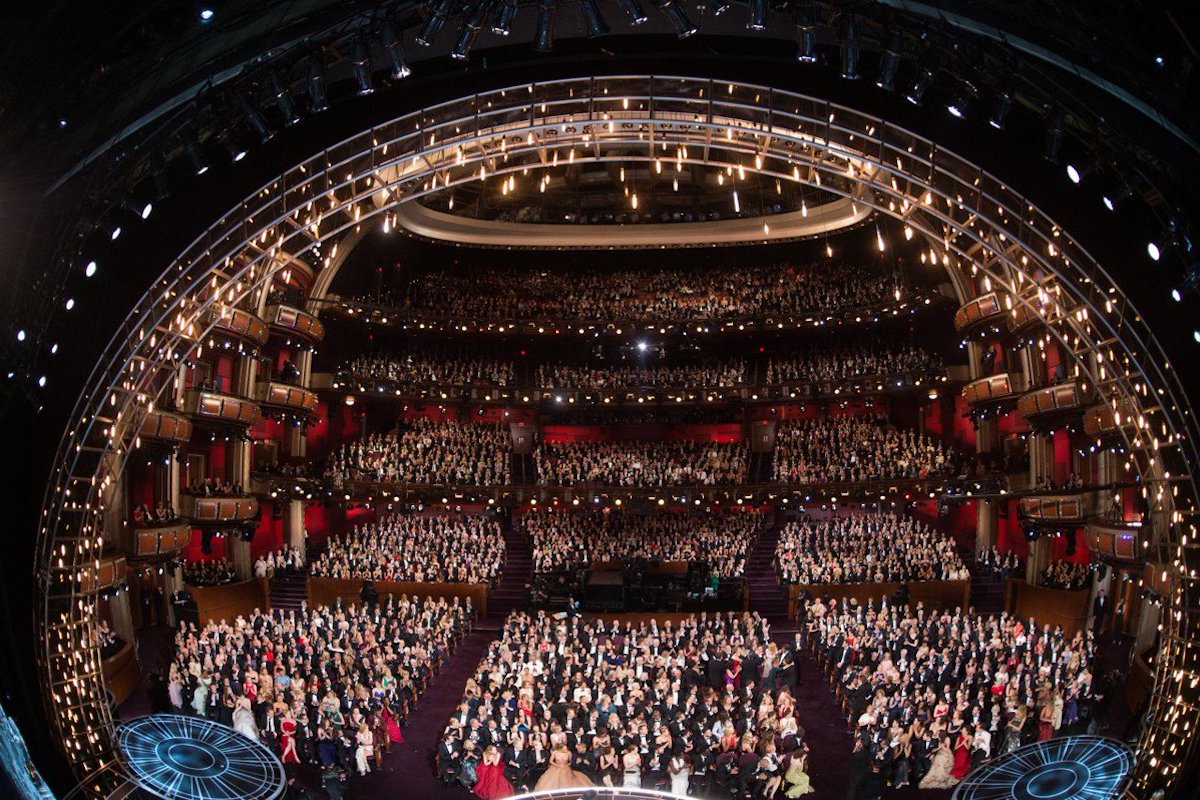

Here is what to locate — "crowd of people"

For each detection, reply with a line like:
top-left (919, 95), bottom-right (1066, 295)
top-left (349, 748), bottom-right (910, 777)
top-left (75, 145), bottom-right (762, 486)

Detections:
top-left (536, 361), bottom-right (748, 390)
top-left (388, 262), bottom-right (900, 324)
top-left (536, 439), bottom-right (749, 486)
top-left (976, 547), bottom-right (1023, 581)
top-left (166, 595), bottom-right (473, 778)
top-left (336, 351), bottom-right (516, 390)
top-left (521, 508), bottom-right (765, 578)
top-left (775, 513), bottom-right (968, 586)
top-left (325, 421), bottom-right (512, 486)
top-left (310, 514), bottom-right (506, 586)
top-left (253, 545), bottom-right (305, 578)
top-left (183, 559), bottom-right (239, 586)
top-left (186, 477), bottom-right (247, 496)
top-left (132, 502), bottom-right (178, 525)
top-left (1040, 560), bottom-right (1094, 591)
top-left (440, 611), bottom-right (816, 798)
top-left (806, 596), bottom-right (1096, 791)
top-left (764, 342), bottom-right (943, 385)
top-left (773, 416), bottom-right (957, 484)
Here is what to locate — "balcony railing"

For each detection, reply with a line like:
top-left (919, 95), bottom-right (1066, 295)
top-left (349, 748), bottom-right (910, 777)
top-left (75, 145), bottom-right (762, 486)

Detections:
top-left (1085, 518), bottom-right (1143, 562)
top-left (121, 520), bottom-right (191, 557)
top-left (181, 495), bottom-right (260, 524)
top-left (962, 372), bottom-right (1025, 407)
top-left (953, 292), bottom-right (1006, 334)
top-left (255, 381), bottom-right (319, 415)
top-left (182, 388), bottom-right (263, 427)
top-left (82, 554), bottom-right (127, 594)
top-left (1017, 381), bottom-right (1093, 420)
top-left (1083, 400), bottom-right (1139, 441)
top-left (137, 408), bottom-right (193, 444)
top-left (208, 306), bottom-right (269, 347)
top-left (266, 304), bottom-right (325, 342)
top-left (1019, 493), bottom-right (1093, 523)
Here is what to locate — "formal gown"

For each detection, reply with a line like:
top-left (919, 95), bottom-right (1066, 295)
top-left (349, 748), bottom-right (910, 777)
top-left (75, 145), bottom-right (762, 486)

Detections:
top-left (783, 759), bottom-right (814, 797)
top-left (474, 758), bottom-right (515, 800)
top-left (534, 750), bottom-right (594, 790)
top-left (279, 719), bottom-right (300, 764)
top-left (918, 748), bottom-right (958, 789)
top-left (232, 707), bottom-right (259, 741)
top-left (951, 740), bottom-right (972, 779)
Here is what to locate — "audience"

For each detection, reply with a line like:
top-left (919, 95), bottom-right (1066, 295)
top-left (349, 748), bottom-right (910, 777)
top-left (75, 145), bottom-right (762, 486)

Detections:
top-left (976, 547), bottom-right (1023, 581)
top-left (808, 596), bottom-right (1096, 790)
top-left (537, 361), bottom-right (747, 391)
top-left (765, 342), bottom-right (942, 385)
top-left (773, 416), bottom-right (956, 484)
top-left (253, 546), bottom-right (305, 579)
top-left (311, 514), bottom-right (506, 586)
top-left (169, 595), bottom-right (472, 775)
top-left (132, 502), bottom-right (178, 525)
top-left (522, 508), bottom-right (765, 578)
top-left (183, 559), bottom-right (239, 586)
top-left (326, 421), bottom-right (512, 486)
top-left (337, 350), bottom-right (515, 391)
top-left (186, 477), bottom-right (246, 496)
top-left (775, 513), bottom-right (967, 585)
top-left (441, 610), bottom-right (814, 797)
top-left (536, 439), bottom-right (749, 486)
top-left (1040, 561), bottom-right (1094, 591)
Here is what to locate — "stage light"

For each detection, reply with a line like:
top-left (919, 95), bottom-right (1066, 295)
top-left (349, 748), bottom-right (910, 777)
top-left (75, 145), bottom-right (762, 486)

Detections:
top-left (305, 54), bottom-right (328, 112)
top-left (793, 3), bottom-right (817, 63)
top-left (876, 31), bottom-right (903, 90)
top-left (534, 0), bottom-right (556, 51)
top-left (579, 0), bottom-right (610, 38)
top-left (1172, 288), bottom-right (1182, 302)
top-left (493, 0), bottom-right (518, 33)
top-left (185, 139), bottom-right (209, 175)
top-left (988, 88), bottom-right (1011, 129)
top-left (268, 72), bottom-right (300, 126)
top-left (122, 194), bottom-right (153, 220)
top-left (381, 20), bottom-right (412, 77)
top-left (219, 131), bottom-right (247, 162)
top-left (839, 14), bottom-right (859, 80)
top-left (1102, 185), bottom-right (1132, 211)
top-left (658, 0), bottom-right (697, 38)
top-left (1065, 157), bottom-right (1098, 184)
top-left (1044, 108), bottom-right (1064, 163)
top-left (1148, 242), bottom-right (1161, 261)
top-left (747, 0), bottom-right (766, 30)
top-left (418, 0), bottom-right (454, 46)
top-left (199, 8), bottom-right (214, 22)
top-left (947, 80), bottom-right (973, 118)
top-left (905, 52), bottom-right (939, 105)
top-left (238, 93), bottom-right (274, 143)
top-left (84, 261), bottom-right (97, 278)
top-left (352, 35), bottom-right (374, 94)
top-left (705, 0), bottom-right (729, 15)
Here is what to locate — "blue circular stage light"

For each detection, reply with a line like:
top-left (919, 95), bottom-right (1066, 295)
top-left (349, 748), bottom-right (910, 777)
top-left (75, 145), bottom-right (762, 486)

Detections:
top-left (953, 736), bottom-right (1132, 800)
top-left (116, 714), bottom-right (286, 800)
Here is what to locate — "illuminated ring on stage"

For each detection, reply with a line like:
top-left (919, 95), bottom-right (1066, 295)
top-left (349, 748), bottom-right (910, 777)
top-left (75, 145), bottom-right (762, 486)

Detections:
top-left (953, 736), bottom-right (1133, 800)
top-left (115, 714), bottom-right (286, 800)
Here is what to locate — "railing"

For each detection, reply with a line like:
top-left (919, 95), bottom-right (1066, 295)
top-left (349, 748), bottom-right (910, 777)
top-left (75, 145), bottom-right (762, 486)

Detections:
top-left (962, 372), bottom-right (1026, 405)
top-left (180, 495), bottom-right (260, 523)
top-left (136, 408), bottom-right (193, 444)
top-left (181, 388), bottom-right (262, 426)
top-left (255, 380), bottom-right (318, 415)
top-left (1085, 518), bottom-right (1143, 562)
top-left (1017, 380), bottom-right (1093, 419)
top-left (953, 291), bottom-right (1006, 334)
top-left (266, 303), bottom-right (325, 342)
top-left (208, 306), bottom-right (269, 347)
top-left (120, 520), bottom-right (191, 557)
top-left (1018, 493), bottom-right (1094, 522)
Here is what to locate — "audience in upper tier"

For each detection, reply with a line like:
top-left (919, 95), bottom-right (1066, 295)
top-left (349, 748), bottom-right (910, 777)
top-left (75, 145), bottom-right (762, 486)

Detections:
top-left (976, 547), bottom-right (1023, 581)
top-left (310, 514), bottom-right (506, 586)
top-left (1040, 560), bottom-right (1094, 591)
top-left (807, 596), bottom-right (1096, 790)
top-left (775, 513), bottom-right (968, 585)
top-left (536, 439), bottom-right (749, 486)
top-left (325, 421), bottom-right (512, 486)
top-left (441, 611), bottom-right (816, 798)
top-left (522, 509), bottom-right (765, 578)
top-left (132, 502), bottom-right (178, 525)
top-left (183, 559), bottom-right (239, 586)
top-left (337, 350), bottom-right (515, 390)
top-left (379, 262), bottom-right (901, 323)
top-left (186, 477), bottom-right (247, 496)
top-left (253, 546), bottom-right (305, 578)
top-left (765, 342), bottom-right (943, 385)
top-left (773, 416), bottom-right (957, 484)
top-left (96, 619), bottom-right (124, 659)
top-left (536, 361), bottom-right (748, 390)
top-left (168, 595), bottom-right (472, 776)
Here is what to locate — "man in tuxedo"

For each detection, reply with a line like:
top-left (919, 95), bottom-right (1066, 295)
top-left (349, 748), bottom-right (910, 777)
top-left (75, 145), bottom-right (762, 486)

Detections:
top-left (503, 738), bottom-right (534, 791)
top-left (438, 733), bottom-right (461, 786)
top-left (1093, 590), bottom-right (1108, 634)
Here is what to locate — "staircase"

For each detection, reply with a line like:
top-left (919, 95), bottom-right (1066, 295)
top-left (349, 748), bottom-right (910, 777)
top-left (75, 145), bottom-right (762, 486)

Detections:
top-left (489, 522), bottom-right (532, 619)
top-left (746, 524), bottom-right (791, 624)
top-left (511, 453), bottom-right (536, 485)
top-left (269, 569), bottom-right (308, 612)
top-left (962, 550), bottom-right (1008, 615)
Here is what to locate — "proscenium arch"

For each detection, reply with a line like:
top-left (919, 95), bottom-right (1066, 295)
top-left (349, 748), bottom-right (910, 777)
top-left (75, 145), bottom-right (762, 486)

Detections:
top-left (38, 75), bottom-right (1198, 797)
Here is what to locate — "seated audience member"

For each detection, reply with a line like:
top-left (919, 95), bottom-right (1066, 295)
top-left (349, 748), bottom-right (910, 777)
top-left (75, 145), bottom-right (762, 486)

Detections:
top-left (253, 545), bottom-right (305, 578)
top-left (336, 349), bottom-right (515, 391)
top-left (326, 420), bottom-right (511, 486)
top-left (536, 439), bottom-right (749, 486)
top-left (773, 415), bottom-right (958, 484)
top-left (183, 559), bottom-right (238, 587)
top-left (765, 341), bottom-right (943, 385)
top-left (1040, 560), bottom-right (1093, 590)
top-left (311, 513), bottom-right (505, 586)
top-left (536, 360), bottom-right (747, 391)
top-left (976, 546), bottom-right (1023, 580)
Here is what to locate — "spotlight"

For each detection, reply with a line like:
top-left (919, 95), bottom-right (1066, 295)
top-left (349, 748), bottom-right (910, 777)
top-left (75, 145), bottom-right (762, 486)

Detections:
top-left (616, 0), bottom-right (648, 25)
top-left (946, 80), bottom-right (974, 118)
top-left (493, 0), bottom-right (518, 33)
top-left (793, 3), bottom-right (817, 63)
top-left (417, 0), bottom-right (455, 46)
top-left (238, 93), bottom-right (275, 143)
top-left (85, 261), bottom-right (97, 278)
top-left (839, 14), bottom-right (859, 80)
top-left (747, 0), bottom-right (766, 31)
top-left (268, 72), bottom-right (300, 127)
top-left (185, 139), bottom-right (209, 176)
top-left (1147, 241), bottom-right (1161, 261)
top-left (905, 51), bottom-right (939, 105)
top-left (305, 54), bottom-right (329, 112)
top-left (381, 20), bottom-right (412, 77)
top-left (199, 8), bottom-right (215, 23)
top-left (988, 87), bottom-right (1011, 130)
top-left (121, 193), bottom-right (154, 221)
top-left (1065, 156), bottom-right (1099, 184)
top-left (876, 31), bottom-right (903, 90)
top-left (219, 131), bottom-right (247, 162)
top-left (1043, 108), bottom-right (1064, 163)
top-left (534, 0), bottom-right (556, 51)
top-left (579, 0), bottom-right (610, 38)
top-left (1101, 184), bottom-right (1132, 212)
top-left (705, 0), bottom-right (730, 15)
top-left (352, 35), bottom-right (374, 94)
top-left (658, 0), bottom-right (697, 38)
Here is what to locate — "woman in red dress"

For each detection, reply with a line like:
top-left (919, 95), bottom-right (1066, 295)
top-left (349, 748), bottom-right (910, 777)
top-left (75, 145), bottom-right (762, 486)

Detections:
top-left (474, 745), bottom-right (515, 800)
top-left (280, 710), bottom-right (300, 764)
top-left (381, 700), bottom-right (404, 745)
top-left (950, 728), bottom-right (973, 779)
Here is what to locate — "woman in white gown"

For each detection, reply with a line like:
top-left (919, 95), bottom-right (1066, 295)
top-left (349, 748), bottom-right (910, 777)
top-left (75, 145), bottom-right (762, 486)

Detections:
top-left (669, 753), bottom-right (691, 796)
top-left (621, 745), bottom-right (642, 789)
top-left (232, 696), bottom-right (259, 741)
top-left (356, 721), bottom-right (375, 776)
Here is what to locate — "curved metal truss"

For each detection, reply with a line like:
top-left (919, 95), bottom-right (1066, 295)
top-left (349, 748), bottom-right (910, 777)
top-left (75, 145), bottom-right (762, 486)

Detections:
top-left (37, 75), bottom-right (1199, 797)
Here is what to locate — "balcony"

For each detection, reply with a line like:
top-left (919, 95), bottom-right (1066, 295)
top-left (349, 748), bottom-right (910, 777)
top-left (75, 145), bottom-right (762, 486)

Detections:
top-left (138, 408), bottom-right (193, 445)
top-left (266, 304), bottom-right (325, 343)
top-left (953, 292), bottom-right (1006, 335)
top-left (121, 520), bottom-right (192, 558)
top-left (1019, 493), bottom-right (1093, 523)
top-left (1017, 381), bottom-right (1093, 421)
top-left (182, 388), bottom-right (262, 427)
top-left (255, 380), bottom-right (319, 416)
top-left (962, 372), bottom-right (1025, 408)
top-left (181, 495), bottom-right (260, 524)
top-left (208, 306), bottom-right (269, 348)
top-left (1085, 518), bottom-right (1142, 562)
top-left (83, 553), bottom-right (127, 593)
top-left (1083, 400), bottom-right (1139, 442)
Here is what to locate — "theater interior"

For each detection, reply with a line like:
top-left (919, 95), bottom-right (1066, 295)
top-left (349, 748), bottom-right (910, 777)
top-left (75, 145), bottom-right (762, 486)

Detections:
top-left (1, 2), bottom-right (1199, 799)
